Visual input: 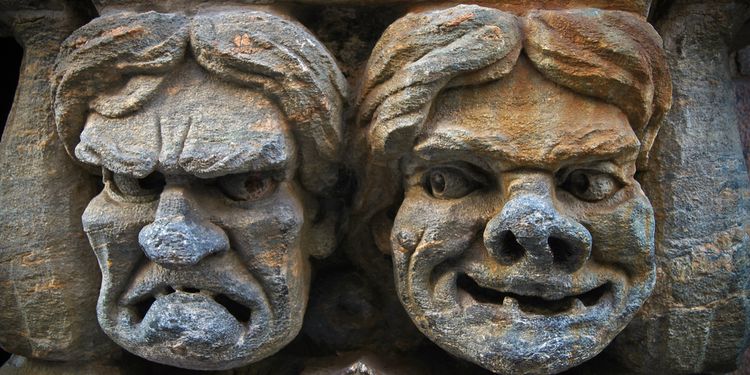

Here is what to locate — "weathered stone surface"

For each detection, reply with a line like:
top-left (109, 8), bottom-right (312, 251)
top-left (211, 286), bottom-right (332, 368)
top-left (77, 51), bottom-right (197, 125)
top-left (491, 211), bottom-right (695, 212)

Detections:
top-left (1, 0), bottom-right (749, 373)
top-left (736, 45), bottom-right (750, 176)
top-left (0, 3), bottom-right (118, 362)
top-left (353, 4), bottom-right (670, 374)
top-left (91, 0), bottom-right (652, 16)
top-left (0, 355), bottom-right (131, 375)
top-left (607, 1), bottom-right (750, 373)
top-left (48, 5), bottom-right (346, 371)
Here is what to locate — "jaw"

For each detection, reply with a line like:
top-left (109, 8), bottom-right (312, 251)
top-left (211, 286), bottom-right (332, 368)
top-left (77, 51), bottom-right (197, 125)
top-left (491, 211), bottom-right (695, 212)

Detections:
top-left (398, 262), bottom-right (653, 375)
top-left (95, 251), bottom-right (304, 370)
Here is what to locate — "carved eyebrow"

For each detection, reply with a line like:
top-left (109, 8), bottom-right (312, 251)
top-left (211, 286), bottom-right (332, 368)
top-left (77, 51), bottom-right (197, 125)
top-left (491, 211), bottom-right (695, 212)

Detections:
top-left (178, 137), bottom-right (296, 179)
top-left (414, 130), bottom-right (641, 166)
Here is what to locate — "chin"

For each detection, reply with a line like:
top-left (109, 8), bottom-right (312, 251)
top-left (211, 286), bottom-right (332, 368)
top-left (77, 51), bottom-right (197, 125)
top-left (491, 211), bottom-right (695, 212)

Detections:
top-left (398, 258), bottom-right (656, 375)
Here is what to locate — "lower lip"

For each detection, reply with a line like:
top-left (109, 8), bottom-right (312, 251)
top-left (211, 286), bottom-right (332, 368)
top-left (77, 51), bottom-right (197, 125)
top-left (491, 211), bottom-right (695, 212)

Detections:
top-left (135, 291), bottom-right (245, 347)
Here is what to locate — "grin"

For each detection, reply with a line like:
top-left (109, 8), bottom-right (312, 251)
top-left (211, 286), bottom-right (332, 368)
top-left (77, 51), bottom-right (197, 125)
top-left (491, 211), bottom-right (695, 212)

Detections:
top-left (455, 273), bottom-right (614, 316)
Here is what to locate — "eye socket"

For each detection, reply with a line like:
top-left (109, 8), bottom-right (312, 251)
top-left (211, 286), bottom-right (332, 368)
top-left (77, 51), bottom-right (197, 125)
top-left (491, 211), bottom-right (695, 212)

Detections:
top-left (218, 173), bottom-right (278, 202)
top-left (560, 169), bottom-right (622, 202)
top-left (422, 165), bottom-right (485, 199)
top-left (109, 172), bottom-right (165, 201)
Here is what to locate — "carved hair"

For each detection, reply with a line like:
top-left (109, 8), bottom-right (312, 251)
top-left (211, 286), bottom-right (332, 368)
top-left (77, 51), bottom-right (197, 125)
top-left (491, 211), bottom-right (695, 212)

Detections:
top-left (355, 4), bottom-right (671, 215)
top-left (52, 10), bottom-right (347, 195)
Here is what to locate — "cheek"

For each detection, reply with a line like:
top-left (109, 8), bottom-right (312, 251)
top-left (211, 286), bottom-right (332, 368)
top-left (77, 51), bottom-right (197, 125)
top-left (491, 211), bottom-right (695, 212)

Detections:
top-left (580, 193), bottom-right (655, 277)
top-left (81, 192), bottom-right (156, 279)
top-left (218, 185), bottom-right (305, 275)
top-left (391, 188), bottom-right (495, 268)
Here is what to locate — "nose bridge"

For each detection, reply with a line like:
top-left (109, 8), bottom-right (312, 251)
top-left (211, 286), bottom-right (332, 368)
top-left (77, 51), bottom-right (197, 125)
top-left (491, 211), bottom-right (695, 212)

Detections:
top-left (139, 185), bottom-right (229, 269)
top-left (503, 170), bottom-right (554, 201)
top-left (155, 185), bottom-right (194, 219)
top-left (485, 170), bottom-right (592, 273)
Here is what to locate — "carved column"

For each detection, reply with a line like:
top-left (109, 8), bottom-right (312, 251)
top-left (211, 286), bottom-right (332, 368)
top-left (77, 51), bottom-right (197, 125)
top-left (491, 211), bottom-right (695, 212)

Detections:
top-left (610, 1), bottom-right (750, 373)
top-left (0, 0), bottom-right (119, 366)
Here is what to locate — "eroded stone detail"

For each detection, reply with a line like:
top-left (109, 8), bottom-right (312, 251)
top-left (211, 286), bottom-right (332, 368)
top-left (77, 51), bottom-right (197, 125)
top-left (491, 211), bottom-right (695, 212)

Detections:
top-left (50, 8), bottom-right (346, 370)
top-left (2, 1), bottom-right (750, 374)
top-left (354, 5), bottom-right (671, 374)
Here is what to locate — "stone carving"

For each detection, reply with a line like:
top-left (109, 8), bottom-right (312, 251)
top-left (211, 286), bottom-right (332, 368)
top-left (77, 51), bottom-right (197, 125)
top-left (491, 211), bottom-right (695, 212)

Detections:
top-left (354, 4), bottom-right (671, 374)
top-left (50, 7), bottom-right (346, 370)
top-left (1, 1), bottom-right (749, 374)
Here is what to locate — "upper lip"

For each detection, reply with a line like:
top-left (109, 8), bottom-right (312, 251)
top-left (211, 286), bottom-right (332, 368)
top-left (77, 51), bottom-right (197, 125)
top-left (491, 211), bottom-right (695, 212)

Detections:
top-left (119, 253), bottom-right (269, 318)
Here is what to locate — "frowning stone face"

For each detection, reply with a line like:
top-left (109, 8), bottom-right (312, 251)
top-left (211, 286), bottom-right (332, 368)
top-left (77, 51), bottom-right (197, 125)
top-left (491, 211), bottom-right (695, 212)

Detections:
top-left (80, 60), bottom-right (310, 370)
top-left (389, 58), bottom-right (656, 374)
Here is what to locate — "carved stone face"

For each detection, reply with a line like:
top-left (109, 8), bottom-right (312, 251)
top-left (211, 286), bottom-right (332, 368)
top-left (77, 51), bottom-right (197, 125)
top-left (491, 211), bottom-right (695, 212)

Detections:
top-left (80, 60), bottom-right (311, 370)
top-left (388, 58), bottom-right (656, 374)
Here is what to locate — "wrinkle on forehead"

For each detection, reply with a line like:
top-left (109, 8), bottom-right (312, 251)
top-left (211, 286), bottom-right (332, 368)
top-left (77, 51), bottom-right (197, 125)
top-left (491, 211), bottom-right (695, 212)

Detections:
top-left (75, 62), bottom-right (292, 178)
top-left (415, 58), bottom-right (640, 169)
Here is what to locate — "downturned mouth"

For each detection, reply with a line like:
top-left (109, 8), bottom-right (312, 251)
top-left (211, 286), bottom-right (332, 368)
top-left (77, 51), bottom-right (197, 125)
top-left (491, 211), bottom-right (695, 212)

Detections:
top-left (457, 274), bottom-right (611, 315)
top-left (130, 285), bottom-right (253, 324)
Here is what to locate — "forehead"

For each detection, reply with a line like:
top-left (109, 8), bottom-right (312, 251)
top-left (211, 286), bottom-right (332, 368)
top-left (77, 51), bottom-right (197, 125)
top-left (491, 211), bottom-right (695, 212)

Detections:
top-left (76, 61), bottom-right (294, 178)
top-left (415, 58), bottom-right (639, 169)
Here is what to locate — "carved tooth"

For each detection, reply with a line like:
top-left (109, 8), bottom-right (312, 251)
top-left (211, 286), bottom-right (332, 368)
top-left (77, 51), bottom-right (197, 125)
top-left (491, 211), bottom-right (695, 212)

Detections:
top-left (504, 296), bottom-right (520, 311)
top-left (572, 298), bottom-right (585, 312)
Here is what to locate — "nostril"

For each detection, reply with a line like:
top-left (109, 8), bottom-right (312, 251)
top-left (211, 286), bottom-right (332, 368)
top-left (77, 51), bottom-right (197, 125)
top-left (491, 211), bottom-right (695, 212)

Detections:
top-left (497, 230), bottom-right (525, 265)
top-left (548, 236), bottom-right (577, 269)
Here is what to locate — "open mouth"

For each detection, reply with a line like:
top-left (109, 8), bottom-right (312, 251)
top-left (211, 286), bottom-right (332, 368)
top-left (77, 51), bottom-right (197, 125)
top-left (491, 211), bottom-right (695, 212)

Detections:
top-left (457, 274), bottom-right (611, 315)
top-left (129, 285), bottom-right (253, 324)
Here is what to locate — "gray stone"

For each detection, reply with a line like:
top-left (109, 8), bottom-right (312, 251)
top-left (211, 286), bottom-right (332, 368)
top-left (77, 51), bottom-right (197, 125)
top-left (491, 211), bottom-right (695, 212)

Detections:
top-left (608, 1), bottom-right (750, 373)
top-left (0, 2), bottom-right (118, 362)
top-left (47, 4), bottom-right (346, 371)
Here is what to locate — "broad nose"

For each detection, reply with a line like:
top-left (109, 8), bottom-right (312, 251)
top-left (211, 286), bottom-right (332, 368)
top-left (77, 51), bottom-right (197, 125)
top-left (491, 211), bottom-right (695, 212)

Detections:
top-left (139, 186), bottom-right (229, 269)
top-left (484, 173), bottom-right (592, 273)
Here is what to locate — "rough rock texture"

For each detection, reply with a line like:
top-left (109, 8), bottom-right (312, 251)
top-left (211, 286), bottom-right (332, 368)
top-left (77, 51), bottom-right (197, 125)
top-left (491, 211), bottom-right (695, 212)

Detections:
top-left (91, 0), bottom-right (652, 16)
top-left (608, 1), bottom-right (750, 373)
top-left (736, 45), bottom-right (750, 176)
top-left (0, 2), bottom-right (117, 362)
top-left (0, 0), bottom-right (749, 374)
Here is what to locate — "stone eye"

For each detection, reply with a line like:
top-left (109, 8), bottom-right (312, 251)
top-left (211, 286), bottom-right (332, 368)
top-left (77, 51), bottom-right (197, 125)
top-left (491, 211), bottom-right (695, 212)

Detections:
top-left (424, 166), bottom-right (482, 199)
top-left (111, 172), bottom-right (165, 198)
top-left (219, 173), bottom-right (277, 202)
top-left (560, 169), bottom-right (621, 202)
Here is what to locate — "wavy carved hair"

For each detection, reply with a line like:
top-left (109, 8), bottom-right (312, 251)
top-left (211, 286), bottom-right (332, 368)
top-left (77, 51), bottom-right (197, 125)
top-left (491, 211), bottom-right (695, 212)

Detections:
top-left (52, 9), bottom-right (347, 196)
top-left (354, 4), bottom-right (671, 217)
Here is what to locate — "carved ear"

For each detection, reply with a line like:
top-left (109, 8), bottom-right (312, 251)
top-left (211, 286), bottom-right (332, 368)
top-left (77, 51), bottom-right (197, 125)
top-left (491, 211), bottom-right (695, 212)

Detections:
top-left (371, 211), bottom-right (394, 255)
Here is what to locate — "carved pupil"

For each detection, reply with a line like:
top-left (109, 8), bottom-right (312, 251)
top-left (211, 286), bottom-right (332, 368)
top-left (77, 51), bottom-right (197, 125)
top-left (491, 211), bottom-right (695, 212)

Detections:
top-left (569, 171), bottom-right (590, 195)
top-left (430, 172), bottom-right (446, 195)
top-left (426, 167), bottom-right (480, 199)
top-left (219, 173), bottom-right (277, 202)
top-left (243, 177), bottom-right (273, 201)
top-left (563, 170), bottom-right (619, 202)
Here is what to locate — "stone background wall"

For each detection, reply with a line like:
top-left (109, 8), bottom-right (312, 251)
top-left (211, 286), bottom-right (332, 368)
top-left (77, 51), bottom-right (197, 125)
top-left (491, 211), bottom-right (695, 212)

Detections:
top-left (0, 0), bottom-right (748, 373)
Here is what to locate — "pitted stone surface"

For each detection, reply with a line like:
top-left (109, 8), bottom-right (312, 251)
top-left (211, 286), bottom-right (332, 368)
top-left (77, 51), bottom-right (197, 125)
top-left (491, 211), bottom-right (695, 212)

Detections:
top-left (0, 0), bottom-right (748, 374)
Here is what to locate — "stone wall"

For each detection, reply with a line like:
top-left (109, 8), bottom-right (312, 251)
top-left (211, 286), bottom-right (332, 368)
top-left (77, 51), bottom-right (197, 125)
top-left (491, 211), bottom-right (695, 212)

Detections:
top-left (0, 1), bottom-right (748, 374)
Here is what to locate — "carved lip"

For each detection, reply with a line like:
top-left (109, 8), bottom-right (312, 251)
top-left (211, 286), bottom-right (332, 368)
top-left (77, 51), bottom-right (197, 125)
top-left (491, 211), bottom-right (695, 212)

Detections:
top-left (122, 284), bottom-right (254, 324)
top-left (456, 273), bottom-right (613, 316)
top-left (119, 257), bottom-right (268, 326)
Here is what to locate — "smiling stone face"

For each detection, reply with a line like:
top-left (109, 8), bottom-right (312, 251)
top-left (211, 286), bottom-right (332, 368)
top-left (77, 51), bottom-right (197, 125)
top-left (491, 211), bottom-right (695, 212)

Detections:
top-left (389, 57), bottom-right (656, 374)
top-left (80, 60), bottom-right (309, 370)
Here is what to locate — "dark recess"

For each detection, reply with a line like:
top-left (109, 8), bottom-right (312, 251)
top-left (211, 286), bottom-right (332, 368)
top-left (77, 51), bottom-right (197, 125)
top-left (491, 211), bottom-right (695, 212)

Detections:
top-left (0, 37), bottom-right (22, 142)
